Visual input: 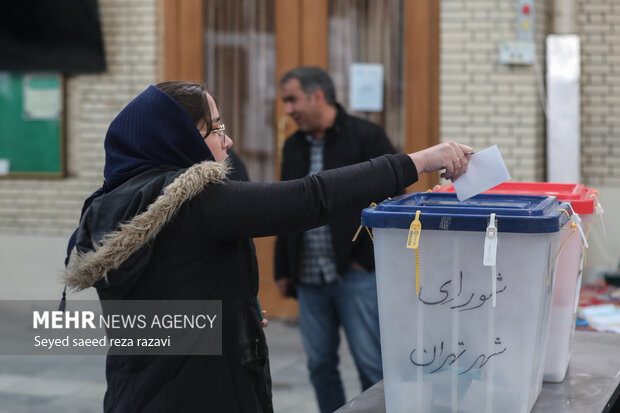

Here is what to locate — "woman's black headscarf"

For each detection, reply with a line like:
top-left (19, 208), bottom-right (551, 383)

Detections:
top-left (65, 85), bottom-right (215, 264)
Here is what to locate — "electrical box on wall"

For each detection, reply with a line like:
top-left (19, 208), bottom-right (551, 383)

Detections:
top-left (499, 0), bottom-right (535, 65)
top-left (499, 41), bottom-right (535, 65)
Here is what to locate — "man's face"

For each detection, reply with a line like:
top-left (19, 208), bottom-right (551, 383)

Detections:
top-left (281, 78), bottom-right (321, 132)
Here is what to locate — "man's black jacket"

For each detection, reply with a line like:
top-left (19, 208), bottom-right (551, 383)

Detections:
top-left (274, 104), bottom-right (397, 294)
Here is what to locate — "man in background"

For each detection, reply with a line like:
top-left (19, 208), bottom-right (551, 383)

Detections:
top-left (274, 66), bottom-right (396, 413)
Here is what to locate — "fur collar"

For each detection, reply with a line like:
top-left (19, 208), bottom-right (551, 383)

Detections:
top-left (64, 160), bottom-right (228, 291)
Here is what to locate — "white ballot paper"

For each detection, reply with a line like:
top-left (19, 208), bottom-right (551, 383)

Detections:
top-left (453, 145), bottom-right (511, 201)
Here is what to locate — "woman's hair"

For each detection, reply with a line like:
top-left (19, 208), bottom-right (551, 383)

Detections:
top-left (155, 81), bottom-right (213, 136)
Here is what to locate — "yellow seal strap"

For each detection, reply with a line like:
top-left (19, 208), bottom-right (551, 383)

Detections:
top-left (547, 208), bottom-right (586, 285)
top-left (592, 190), bottom-right (606, 239)
top-left (406, 210), bottom-right (422, 295)
top-left (352, 203), bottom-right (377, 243)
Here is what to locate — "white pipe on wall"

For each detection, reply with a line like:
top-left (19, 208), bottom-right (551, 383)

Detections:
top-left (547, 0), bottom-right (580, 182)
top-left (552, 0), bottom-right (576, 34)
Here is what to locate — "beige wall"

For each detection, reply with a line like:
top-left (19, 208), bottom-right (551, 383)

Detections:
top-left (0, 0), bottom-right (159, 236)
top-left (577, 0), bottom-right (620, 279)
top-left (440, 0), bottom-right (548, 181)
top-left (578, 0), bottom-right (620, 186)
top-left (440, 0), bottom-right (620, 187)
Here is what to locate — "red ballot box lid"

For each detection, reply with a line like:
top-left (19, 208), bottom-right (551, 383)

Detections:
top-left (435, 182), bottom-right (598, 214)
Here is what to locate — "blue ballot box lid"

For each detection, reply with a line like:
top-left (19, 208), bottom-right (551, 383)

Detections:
top-left (361, 192), bottom-right (571, 233)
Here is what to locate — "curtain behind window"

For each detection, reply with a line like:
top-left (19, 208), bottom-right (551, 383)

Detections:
top-left (204, 0), bottom-right (275, 182)
top-left (328, 0), bottom-right (404, 151)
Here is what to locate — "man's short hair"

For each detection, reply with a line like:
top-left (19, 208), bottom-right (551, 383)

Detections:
top-left (281, 66), bottom-right (336, 106)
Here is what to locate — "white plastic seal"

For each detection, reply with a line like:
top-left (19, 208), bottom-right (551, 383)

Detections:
top-left (484, 213), bottom-right (498, 307)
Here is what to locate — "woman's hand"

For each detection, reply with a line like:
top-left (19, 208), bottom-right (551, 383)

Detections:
top-left (261, 310), bottom-right (269, 328)
top-left (409, 141), bottom-right (473, 181)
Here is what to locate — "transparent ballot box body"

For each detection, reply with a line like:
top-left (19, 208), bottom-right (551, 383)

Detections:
top-left (435, 182), bottom-right (598, 382)
top-left (362, 193), bottom-right (570, 413)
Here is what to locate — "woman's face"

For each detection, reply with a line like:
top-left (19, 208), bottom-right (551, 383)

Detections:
top-left (199, 93), bottom-right (233, 163)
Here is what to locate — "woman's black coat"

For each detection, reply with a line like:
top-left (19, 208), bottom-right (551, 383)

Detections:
top-left (64, 87), bottom-right (418, 412)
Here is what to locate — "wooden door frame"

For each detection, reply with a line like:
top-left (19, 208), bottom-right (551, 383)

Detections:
top-left (404, 0), bottom-right (441, 191)
top-left (274, 0), bottom-right (328, 178)
top-left (160, 0), bottom-right (205, 82)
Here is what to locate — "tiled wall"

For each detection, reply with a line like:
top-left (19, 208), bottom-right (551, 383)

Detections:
top-left (578, 0), bottom-right (620, 186)
top-left (440, 0), bottom-right (548, 181)
top-left (0, 0), bottom-right (159, 236)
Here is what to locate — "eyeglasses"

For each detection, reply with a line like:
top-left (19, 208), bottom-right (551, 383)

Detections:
top-left (211, 123), bottom-right (226, 144)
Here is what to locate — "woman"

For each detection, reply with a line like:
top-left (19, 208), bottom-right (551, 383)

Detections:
top-left (64, 81), bottom-right (471, 412)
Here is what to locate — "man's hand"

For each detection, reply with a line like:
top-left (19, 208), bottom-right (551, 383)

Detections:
top-left (276, 278), bottom-right (291, 298)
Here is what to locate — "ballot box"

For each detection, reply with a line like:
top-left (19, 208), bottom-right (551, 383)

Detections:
top-left (361, 193), bottom-right (571, 413)
top-left (435, 182), bottom-right (602, 382)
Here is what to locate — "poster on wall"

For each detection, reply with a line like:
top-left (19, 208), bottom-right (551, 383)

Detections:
top-left (22, 74), bottom-right (61, 120)
top-left (349, 63), bottom-right (384, 112)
